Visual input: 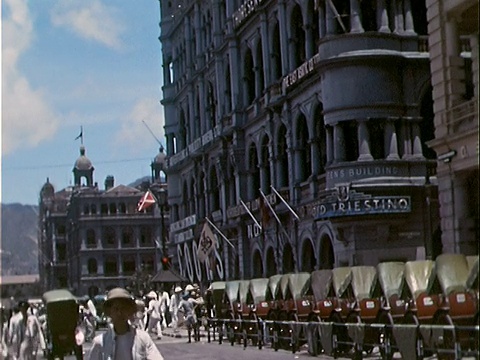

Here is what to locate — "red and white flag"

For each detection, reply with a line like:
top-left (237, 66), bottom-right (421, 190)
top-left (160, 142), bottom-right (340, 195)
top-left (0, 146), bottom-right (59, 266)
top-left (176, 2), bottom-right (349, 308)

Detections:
top-left (137, 190), bottom-right (157, 212)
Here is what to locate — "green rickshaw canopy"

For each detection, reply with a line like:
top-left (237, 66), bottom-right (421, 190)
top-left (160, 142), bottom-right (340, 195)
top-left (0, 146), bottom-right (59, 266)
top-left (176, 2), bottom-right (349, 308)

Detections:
top-left (266, 274), bottom-right (282, 301)
top-left (466, 255), bottom-right (479, 290)
top-left (224, 280), bottom-right (241, 303)
top-left (350, 266), bottom-right (377, 301)
top-left (276, 274), bottom-right (291, 300)
top-left (332, 267), bottom-right (352, 298)
top-left (404, 260), bottom-right (435, 299)
top-left (436, 254), bottom-right (469, 295)
top-left (311, 270), bottom-right (333, 301)
top-left (237, 280), bottom-right (251, 304)
top-left (286, 273), bottom-right (311, 300)
top-left (248, 278), bottom-right (269, 304)
top-left (377, 262), bottom-right (405, 299)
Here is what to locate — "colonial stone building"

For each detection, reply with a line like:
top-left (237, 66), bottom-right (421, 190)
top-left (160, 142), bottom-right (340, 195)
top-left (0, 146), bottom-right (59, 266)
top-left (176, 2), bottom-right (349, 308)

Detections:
top-left (38, 146), bottom-right (169, 296)
top-left (425, 0), bottom-right (478, 255)
top-left (158, 0), bottom-right (443, 284)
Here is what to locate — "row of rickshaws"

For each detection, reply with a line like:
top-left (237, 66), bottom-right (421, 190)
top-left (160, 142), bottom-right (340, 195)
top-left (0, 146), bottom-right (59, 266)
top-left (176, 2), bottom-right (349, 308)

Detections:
top-left (203, 254), bottom-right (479, 360)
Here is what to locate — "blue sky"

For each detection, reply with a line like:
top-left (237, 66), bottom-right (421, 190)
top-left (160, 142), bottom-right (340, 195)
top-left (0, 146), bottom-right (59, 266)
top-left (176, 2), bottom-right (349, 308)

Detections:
top-left (1, 0), bottom-right (165, 205)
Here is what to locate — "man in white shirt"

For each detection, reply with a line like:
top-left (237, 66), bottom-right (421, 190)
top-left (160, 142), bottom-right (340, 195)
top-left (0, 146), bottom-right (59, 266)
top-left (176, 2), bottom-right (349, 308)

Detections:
top-left (87, 288), bottom-right (164, 360)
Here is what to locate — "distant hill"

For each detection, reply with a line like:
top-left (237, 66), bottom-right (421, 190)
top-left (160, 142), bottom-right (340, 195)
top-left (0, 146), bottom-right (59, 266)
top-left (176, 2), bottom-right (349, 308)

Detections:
top-left (1, 203), bottom-right (39, 275)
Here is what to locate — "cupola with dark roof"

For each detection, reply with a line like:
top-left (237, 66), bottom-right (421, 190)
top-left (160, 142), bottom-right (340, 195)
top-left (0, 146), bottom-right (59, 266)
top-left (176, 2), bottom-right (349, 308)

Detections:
top-left (73, 145), bottom-right (94, 186)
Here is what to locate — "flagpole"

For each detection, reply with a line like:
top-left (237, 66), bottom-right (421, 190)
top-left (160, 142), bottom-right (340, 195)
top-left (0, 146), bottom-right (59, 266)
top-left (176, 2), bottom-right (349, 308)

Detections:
top-left (205, 217), bottom-right (235, 249)
top-left (270, 185), bottom-right (300, 221)
top-left (259, 189), bottom-right (291, 242)
top-left (240, 199), bottom-right (262, 230)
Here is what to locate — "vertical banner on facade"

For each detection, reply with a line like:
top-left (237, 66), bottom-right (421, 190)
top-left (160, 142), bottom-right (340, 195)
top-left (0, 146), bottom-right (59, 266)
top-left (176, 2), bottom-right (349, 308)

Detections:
top-left (197, 222), bottom-right (216, 263)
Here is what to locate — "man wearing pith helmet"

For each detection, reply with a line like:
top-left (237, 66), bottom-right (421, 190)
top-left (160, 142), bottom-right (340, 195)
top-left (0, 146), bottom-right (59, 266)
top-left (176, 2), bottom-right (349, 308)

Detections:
top-left (86, 287), bottom-right (164, 360)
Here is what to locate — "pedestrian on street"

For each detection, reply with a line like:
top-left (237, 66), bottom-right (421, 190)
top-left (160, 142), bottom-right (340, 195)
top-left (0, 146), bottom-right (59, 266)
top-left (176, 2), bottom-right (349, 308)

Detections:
top-left (86, 287), bottom-right (164, 360)
top-left (19, 305), bottom-right (44, 360)
top-left (147, 292), bottom-right (163, 339)
top-left (168, 286), bottom-right (182, 333)
top-left (5, 301), bottom-right (28, 360)
top-left (158, 288), bottom-right (170, 329)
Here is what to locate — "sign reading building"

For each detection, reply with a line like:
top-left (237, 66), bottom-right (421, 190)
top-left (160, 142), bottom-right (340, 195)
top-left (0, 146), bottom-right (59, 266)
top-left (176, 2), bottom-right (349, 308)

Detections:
top-left (314, 185), bottom-right (411, 220)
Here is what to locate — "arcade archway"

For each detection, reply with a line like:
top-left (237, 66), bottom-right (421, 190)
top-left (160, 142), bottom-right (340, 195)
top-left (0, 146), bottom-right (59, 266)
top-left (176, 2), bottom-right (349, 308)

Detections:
top-left (319, 235), bottom-right (334, 269)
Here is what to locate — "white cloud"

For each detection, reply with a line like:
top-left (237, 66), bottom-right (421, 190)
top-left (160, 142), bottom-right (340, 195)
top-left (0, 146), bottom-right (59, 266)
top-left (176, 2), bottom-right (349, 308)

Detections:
top-left (50, 1), bottom-right (124, 50)
top-left (2, 0), bottom-right (60, 155)
top-left (114, 98), bottom-right (165, 154)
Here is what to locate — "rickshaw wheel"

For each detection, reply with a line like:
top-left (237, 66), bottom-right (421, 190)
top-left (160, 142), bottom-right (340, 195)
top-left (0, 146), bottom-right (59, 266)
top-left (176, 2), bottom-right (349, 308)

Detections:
top-left (377, 310), bottom-right (394, 360)
top-left (435, 311), bottom-right (456, 360)
top-left (346, 312), bottom-right (364, 360)
top-left (248, 313), bottom-right (259, 347)
top-left (330, 311), bottom-right (350, 355)
top-left (226, 312), bottom-right (236, 346)
top-left (307, 314), bottom-right (322, 356)
top-left (403, 311), bottom-right (426, 359)
top-left (277, 311), bottom-right (290, 350)
top-left (266, 310), bottom-right (278, 350)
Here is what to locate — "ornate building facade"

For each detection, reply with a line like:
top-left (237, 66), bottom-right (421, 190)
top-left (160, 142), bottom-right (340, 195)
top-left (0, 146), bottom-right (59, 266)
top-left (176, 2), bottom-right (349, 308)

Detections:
top-left (425, 0), bottom-right (478, 255)
top-left (158, 0), bottom-right (448, 284)
top-left (38, 146), bottom-right (169, 295)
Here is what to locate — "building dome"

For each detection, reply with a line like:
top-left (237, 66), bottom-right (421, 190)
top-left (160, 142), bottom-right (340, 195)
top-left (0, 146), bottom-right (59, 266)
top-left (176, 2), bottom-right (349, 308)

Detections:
top-left (74, 146), bottom-right (93, 170)
top-left (40, 178), bottom-right (55, 197)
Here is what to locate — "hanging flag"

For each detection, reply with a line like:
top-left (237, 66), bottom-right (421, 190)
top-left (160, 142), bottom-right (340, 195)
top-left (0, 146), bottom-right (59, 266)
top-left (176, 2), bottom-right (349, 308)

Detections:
top-left (75, 126), bottom-right (83, 142)
top-left (197, 222), bottom-right (216, 263)
top-left (136, 190), bottom-right (157, 212)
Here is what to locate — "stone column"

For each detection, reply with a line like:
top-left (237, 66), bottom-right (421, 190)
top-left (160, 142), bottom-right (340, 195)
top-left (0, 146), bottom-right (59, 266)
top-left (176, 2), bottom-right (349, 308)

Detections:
top-left (394, 0), bottom-right (405, 34)
top-left (403, 0), bottom-right (416, 35)
top-left (318, 2), bottom-right (326, 38)
top-left (350, 0), bottom-right (364, 33)
top-left (325, 1), bottom-right (336, 35)
top-left (260, 13), bottom-right (271, 87)
top-left (311, 138), bottom-right (320, 175)
top-left (357, 120), bottom-right (373, 161)
top-left (385, 119), bottom-right (400, 160)
top-left (377, 0), bottom-right (390, 32)
top-left (305, 23), bottom-right (314, 59)
top-left (401, 118), bottom-right (412, 159)
top-left (333, 123), bottom-right (346, 163)
top-left (411, 120), bottom-right (425, 159)
top-left (278, 0), bottom-right (290, 75)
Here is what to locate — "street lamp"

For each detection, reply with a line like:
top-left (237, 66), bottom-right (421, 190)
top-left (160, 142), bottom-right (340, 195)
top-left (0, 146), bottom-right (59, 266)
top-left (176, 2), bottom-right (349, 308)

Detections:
top-left (157, 187), bottom-right (169, 269)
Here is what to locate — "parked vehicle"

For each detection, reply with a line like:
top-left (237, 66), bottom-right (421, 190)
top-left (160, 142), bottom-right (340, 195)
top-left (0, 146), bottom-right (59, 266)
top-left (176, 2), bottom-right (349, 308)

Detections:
top-left (42, 289), bottom-right (83, 360)
top-left (433, 254), bottom-right (478, 359)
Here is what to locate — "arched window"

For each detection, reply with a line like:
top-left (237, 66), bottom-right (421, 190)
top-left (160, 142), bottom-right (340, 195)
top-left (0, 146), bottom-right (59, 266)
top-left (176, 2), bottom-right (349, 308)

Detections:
top-left (103, 227), bottom-right (116, 248)
top-left (104, 256), bottom-right (117, 276)
top-left (314, 104), bottom-right (327, 174)
top-left (291, 5), bottom-right (306, 69)
top-left (297, 115), bottom-right (311, 182)
top-left (209, 166), bottom-right (220, 211)
top-left (87, 258), bottom-right (98, 274)
top-left (248, 143), bottom-right (260, 200)
top-left (277, 125), bottom-right (289, 187)
top-left (244, 48), bottom-right (255, 105)
top-left (140, 227), bottom-right (153, 247)
top-left (122, 227), bottom-right (134, 248)
top-left (86, 229), bottom-right (96, 248)
top-left (271, 22), bottom-right (282, 80)
top-left (261, 135), bottom-right (271, 192)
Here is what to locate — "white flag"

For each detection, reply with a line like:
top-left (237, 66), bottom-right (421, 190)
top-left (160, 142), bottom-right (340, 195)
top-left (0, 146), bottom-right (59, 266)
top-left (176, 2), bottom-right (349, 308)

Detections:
top-left (197, 222), bottom-right (216, 263)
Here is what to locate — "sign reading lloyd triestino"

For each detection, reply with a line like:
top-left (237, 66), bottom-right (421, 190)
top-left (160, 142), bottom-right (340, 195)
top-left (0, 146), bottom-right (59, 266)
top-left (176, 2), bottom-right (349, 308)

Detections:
top-left (197, 222), bottom-right (216, 263)
top-left (314, 185), bottom-right (411, 220)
